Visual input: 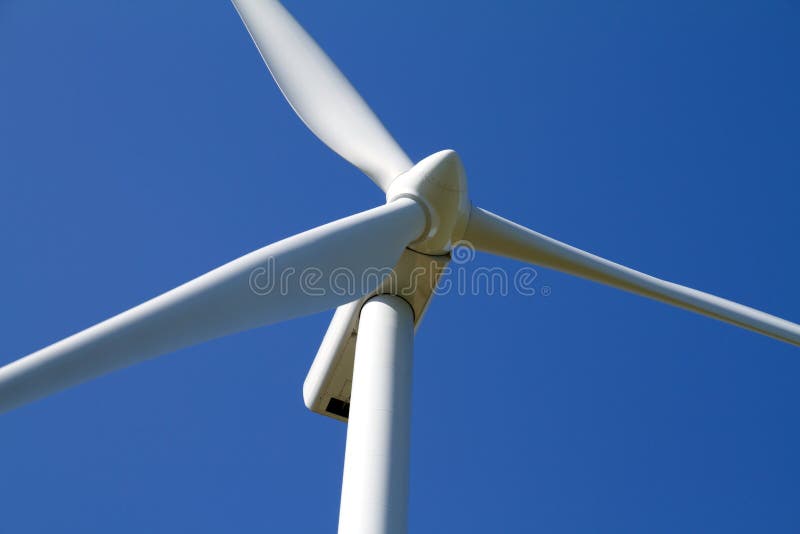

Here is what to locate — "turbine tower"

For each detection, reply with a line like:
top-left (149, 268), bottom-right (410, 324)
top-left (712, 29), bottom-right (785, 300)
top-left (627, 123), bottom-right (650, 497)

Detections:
top-left (1, 1), bottom-right (797, 533)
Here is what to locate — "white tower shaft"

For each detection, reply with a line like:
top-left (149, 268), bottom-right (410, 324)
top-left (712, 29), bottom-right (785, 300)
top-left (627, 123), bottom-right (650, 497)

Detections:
top-left (338, 295), bottom-right (415, 534)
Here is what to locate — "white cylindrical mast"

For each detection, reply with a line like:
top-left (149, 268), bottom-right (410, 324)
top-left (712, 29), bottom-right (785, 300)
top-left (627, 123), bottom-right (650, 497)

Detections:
top-left (338, 295), bottom-right (415, 534)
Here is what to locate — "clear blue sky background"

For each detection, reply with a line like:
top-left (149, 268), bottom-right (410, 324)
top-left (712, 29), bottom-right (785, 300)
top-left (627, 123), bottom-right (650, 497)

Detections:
top-left (1, 1), bottom-right (798, 532)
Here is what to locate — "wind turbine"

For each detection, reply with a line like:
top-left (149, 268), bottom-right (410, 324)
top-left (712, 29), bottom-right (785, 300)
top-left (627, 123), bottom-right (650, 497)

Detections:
top-left (1, 1), bottom-right (798, 533)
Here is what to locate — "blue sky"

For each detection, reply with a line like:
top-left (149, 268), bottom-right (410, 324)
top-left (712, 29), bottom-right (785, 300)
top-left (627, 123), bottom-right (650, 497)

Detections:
top-left (1, 1), bottom-right (798, 532)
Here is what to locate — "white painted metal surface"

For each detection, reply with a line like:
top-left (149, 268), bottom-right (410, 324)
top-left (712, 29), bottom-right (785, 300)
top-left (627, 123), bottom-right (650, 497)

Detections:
top-left (0, 199), bottom-right (425, 413)
top-left (386, 150), bottom-right (471, 255)
top-left (2, 0), bottom-right (798, 532)
top-left (303, 300), bottom-right (361, 422)
top-left (304, 248), bottom-right (449, 422)
top-left (338, 295), bottom-right (415, 534)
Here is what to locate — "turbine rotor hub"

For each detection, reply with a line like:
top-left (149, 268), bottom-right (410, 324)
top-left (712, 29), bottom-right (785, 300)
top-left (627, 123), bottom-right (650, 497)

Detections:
top-left (385, 149), bottom-right (470, 255)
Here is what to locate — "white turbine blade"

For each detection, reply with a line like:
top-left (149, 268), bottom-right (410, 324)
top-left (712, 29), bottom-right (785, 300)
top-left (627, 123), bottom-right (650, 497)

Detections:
top-left (0, 199), bottom-right (426, 414)
top-left (232, 0), bottom-right (413, 190)
top-left (463, 206), bottom-right (800, 346)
